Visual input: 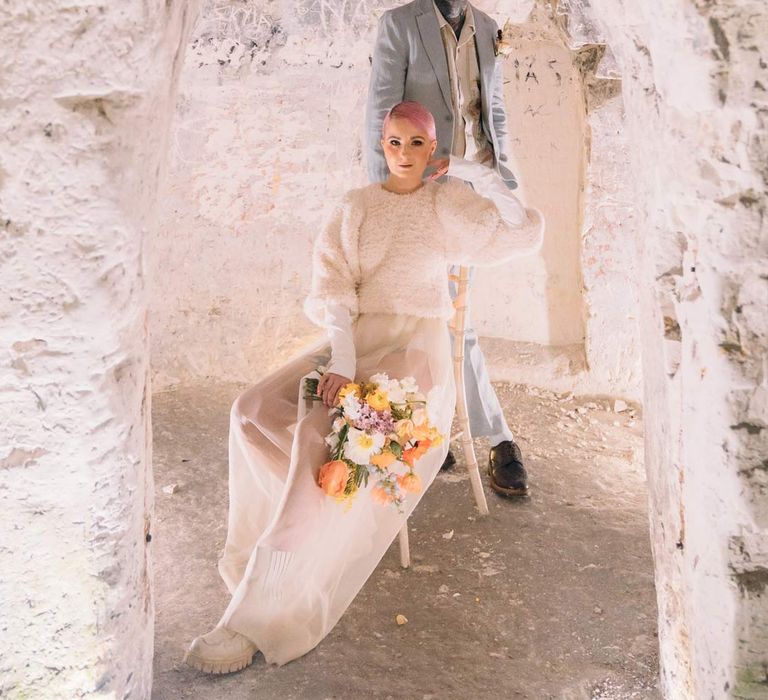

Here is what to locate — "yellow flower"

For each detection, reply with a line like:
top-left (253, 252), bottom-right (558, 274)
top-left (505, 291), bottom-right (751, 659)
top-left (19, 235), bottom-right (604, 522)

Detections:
top-left (412, 422), bottom-right (432, 441)
top-left (366, 389), bottom-right (390, 411)
top-left (371, 450), bottom-right (397, 468)
top-left (395, 419), bottom-right (414, 442)
top-left (338, 383), bottom-right (360, 402)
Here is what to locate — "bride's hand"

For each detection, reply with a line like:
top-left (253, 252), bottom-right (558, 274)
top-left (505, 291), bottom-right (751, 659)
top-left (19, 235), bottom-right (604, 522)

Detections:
top-left (427, 157), bottom-right (450, 181)
top-left (317, 372), bottom-right (351, 407)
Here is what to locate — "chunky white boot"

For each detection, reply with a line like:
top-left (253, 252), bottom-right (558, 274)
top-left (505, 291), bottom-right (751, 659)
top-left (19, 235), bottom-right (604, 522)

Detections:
top-left (183, 626), bottom-right (257, 674)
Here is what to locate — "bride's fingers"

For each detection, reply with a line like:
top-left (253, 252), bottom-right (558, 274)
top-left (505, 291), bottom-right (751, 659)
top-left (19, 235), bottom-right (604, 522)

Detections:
top-left (317, 374), bottom-right (328, 396)
top-left (324, 379), bottom-right (342, 407)
top-left (326, 380), bottom-right (339, 407)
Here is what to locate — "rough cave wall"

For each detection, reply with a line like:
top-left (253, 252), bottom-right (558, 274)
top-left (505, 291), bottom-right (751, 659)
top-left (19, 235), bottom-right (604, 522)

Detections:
top-left (150, 0), bottom-right (636, 396)
top-left (0, 1), bottom-right (197, 697)
top-left (562, 0), bottom-right (767, 696)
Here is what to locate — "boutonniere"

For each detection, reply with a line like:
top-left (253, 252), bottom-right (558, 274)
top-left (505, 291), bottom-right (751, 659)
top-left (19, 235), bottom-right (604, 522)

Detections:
top-left (493, 20), bottom-right (514, 58)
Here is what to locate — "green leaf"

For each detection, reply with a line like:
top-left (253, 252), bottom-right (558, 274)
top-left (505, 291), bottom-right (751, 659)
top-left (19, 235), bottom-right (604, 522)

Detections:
top-left (334, 423), bottom-right (350, 460)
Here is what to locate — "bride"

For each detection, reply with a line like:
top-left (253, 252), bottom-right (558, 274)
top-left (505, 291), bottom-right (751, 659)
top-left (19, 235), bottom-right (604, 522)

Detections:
top-left (184, 100), bottom-right (543, 674)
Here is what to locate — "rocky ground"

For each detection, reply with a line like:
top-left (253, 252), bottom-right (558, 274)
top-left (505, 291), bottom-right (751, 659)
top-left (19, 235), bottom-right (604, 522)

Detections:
top-left (151, 381), bottom-right (660, 699)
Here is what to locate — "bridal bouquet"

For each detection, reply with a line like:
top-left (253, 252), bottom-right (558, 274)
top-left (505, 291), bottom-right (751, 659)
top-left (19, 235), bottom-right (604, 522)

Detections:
top-left (305, 372), bottom-right (444, 509)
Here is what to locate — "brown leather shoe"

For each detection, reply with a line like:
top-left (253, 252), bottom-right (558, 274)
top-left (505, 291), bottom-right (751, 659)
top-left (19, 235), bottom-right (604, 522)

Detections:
top-left (488, 440), bottom-right (529, 498)
top-left (440, 450), bottom-right (457, 471)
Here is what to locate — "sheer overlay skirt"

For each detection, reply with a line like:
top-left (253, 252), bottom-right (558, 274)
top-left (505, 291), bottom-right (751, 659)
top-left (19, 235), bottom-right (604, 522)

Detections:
top-left (217, 313), bottom-right (455, 665)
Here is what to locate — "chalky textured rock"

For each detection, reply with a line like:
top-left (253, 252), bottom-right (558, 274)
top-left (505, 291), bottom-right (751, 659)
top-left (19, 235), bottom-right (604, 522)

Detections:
top-left (0, 1), bottom-right (197, 697)
top-left (568, 0), bottom-right (767, 696)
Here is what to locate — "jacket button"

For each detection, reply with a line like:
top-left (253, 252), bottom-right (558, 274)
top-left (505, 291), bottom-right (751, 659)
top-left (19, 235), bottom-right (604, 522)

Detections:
top-left (445, 115), bottom-right (451, 121)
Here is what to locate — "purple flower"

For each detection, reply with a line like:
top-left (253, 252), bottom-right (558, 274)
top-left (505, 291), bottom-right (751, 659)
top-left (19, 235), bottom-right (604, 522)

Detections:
top-left (352, 405), bottom-right (395, 434)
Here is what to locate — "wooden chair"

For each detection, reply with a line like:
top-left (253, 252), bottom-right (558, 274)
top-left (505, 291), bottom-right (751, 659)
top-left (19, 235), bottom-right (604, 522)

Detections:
top-left (398, 266), bottom-right (489, 568)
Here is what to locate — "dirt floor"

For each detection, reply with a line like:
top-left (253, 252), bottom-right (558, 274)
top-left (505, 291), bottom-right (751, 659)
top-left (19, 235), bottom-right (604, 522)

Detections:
top-left (151, 381), bottom-right (660, 700)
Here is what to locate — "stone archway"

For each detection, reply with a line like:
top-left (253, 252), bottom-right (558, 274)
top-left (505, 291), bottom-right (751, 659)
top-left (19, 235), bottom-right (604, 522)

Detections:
top-left (2, 0), bottom-right (766, 698)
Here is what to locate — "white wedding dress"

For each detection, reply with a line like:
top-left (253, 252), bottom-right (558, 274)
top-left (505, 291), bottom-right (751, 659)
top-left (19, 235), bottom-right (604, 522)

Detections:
top-left (218, 313), bottom-right (453, 665)
top-left (213, 158), bottom-right (543, 665)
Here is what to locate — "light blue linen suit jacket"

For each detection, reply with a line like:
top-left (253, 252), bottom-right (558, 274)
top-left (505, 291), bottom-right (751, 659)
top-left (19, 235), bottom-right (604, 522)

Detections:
top-left (364, 0), bottom-right (516, 189)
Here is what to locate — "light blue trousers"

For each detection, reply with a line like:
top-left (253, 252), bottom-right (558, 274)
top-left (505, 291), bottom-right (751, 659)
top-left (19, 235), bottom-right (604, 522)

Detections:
top-left (448, 266), bottom-right (514, 446)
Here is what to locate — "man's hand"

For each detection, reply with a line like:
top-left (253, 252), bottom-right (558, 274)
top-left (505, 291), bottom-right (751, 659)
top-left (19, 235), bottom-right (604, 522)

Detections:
top-left (317, 372), bottom-right (352, 408)
top-left (427, 157), bottom-right (450, 180)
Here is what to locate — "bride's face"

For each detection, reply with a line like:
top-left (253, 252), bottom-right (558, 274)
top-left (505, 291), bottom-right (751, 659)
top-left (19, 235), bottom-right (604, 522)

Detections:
top-left (381, 117), bottom-right (437, 179)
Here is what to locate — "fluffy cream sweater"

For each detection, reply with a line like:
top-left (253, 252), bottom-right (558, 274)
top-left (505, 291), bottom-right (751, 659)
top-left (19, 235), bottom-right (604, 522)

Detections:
top-left (305, 159), bottom-right (544, 326)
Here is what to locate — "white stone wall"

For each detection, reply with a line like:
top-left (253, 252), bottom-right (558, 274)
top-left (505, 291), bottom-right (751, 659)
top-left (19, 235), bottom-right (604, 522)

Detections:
top-left (569, 0), bottom-right (767, 696)
top-left (0, 1), bottom-right (196, 697)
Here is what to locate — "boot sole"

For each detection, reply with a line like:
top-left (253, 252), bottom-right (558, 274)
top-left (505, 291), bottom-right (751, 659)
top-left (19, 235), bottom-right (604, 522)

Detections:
top-left (488, 461), bottom-right (530, 498)
top-left (183, 649), bottom-right (255, 675)
top-left (489, 478), bottom-right (530, 498)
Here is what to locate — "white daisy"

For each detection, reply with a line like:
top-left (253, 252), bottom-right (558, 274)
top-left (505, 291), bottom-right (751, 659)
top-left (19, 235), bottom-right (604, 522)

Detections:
top-left (344, 427), bottom-right (386, 465)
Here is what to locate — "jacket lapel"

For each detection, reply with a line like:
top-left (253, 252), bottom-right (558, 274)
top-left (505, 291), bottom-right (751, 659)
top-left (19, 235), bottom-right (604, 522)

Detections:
top-left (415, 2), bottom-right (453, 111)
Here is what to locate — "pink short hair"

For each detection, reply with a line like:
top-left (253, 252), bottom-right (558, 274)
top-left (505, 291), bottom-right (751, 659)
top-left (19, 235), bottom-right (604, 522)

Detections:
top-left (382, 101), bottom-right (437, 141)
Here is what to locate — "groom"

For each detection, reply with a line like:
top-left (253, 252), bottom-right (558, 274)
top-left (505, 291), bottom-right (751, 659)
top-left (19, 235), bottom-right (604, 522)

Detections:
top-left (364, 0), bottom-right (529, 497)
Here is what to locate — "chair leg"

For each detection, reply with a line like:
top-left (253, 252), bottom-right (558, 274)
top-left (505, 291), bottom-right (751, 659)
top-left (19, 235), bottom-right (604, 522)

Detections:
top-left (398, 524), bottom-right (410, 568)
top-left (451, 266), bottom-right (489, 516)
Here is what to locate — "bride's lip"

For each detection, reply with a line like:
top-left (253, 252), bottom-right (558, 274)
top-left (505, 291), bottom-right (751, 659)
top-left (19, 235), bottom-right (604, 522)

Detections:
top-left (398, 163), bottom-right (413, 168)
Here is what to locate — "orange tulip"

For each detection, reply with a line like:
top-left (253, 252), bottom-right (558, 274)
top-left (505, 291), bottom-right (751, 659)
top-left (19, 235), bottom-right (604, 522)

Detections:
top-left (317, 460), bottom-right (350, 498)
